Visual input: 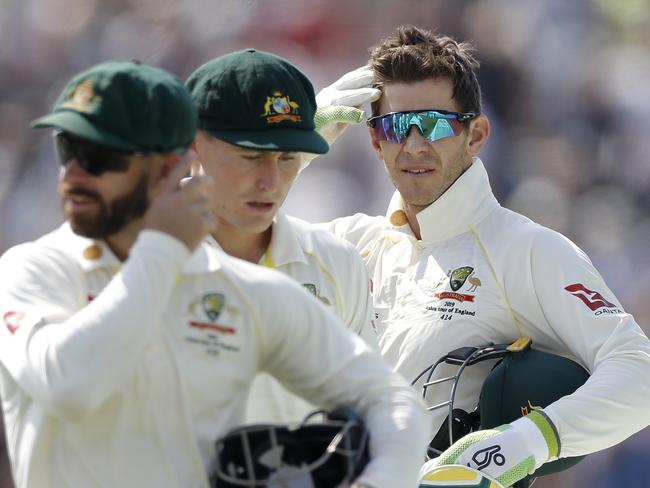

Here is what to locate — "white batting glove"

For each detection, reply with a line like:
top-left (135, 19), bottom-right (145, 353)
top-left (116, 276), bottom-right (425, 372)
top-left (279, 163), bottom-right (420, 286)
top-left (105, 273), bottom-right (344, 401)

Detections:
top-left (420, 411), bottom-right (559, 487)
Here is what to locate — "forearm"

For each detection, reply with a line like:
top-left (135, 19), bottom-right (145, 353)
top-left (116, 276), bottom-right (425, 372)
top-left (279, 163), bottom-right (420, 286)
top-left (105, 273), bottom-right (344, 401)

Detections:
top-left (544, 344), bottom-right (650, 457)
top-left (16, 231), bottom-right (189, 417)
top-left (355, 386), bottom-right (430, 488)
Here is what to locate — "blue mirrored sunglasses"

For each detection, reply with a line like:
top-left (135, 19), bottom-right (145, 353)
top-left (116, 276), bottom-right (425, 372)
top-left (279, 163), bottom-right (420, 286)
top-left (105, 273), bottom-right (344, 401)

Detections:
top-left (367, 110), bottom-right (477, 144)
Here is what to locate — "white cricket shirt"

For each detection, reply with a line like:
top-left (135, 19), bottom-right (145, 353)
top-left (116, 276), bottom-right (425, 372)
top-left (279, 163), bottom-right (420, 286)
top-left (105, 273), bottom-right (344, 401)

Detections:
top-left (325, 158), bottom-right (650, 458)
top-left (228, 212), bottom-right (377, 425)
top-left (0, 224), bottom-right (429, 488)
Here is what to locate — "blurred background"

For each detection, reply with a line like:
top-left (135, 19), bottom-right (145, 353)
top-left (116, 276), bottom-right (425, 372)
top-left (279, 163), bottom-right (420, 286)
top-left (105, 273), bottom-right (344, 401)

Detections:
top-left (1, 0), bottom-right (649, 486)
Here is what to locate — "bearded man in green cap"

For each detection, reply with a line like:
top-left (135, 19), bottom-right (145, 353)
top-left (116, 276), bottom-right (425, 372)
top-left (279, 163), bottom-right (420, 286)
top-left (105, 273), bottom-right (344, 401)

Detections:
top-left (0, 60), bottom-right (430, 488)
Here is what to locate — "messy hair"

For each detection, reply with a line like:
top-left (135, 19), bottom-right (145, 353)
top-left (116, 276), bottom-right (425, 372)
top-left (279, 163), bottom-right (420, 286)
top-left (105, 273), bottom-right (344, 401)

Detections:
top-left (369, 25), bottom-right (482, 116)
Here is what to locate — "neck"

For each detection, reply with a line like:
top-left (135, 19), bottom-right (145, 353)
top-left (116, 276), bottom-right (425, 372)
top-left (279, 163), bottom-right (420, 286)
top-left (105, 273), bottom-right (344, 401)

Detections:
top-left (212, 223), bottom-right (272, 264)
top-left (403, 203), bottom-right (424, 240)
top-left (105, 218), bottom-right (145, 261)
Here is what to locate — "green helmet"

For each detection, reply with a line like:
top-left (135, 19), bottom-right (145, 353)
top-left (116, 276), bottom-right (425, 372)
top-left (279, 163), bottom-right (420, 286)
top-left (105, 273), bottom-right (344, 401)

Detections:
top-left (414, 340), bottom-right (590, 488)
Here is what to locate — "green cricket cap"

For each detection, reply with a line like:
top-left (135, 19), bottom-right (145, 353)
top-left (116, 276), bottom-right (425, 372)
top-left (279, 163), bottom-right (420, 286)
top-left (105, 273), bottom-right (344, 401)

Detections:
top-left (186, 48), bottom-right (328, 154)
top-left (480, 348), bottom-right (590, 478)
top-left (31, 60), bottom-right (197, 153)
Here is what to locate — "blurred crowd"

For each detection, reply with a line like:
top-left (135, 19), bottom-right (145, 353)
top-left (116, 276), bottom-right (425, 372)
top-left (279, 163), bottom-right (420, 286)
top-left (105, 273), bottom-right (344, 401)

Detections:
top-left (1, 0), bottom-right (649, 486)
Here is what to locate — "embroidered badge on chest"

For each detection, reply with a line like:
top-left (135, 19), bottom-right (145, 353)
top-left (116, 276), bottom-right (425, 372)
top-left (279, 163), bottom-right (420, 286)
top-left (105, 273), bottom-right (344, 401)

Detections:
top-left (426, 265), bottom-right (482, 320)
top-left (185, 293), bottom-right (240, 356)
top-left (302, 283), bottom-right (331, 306)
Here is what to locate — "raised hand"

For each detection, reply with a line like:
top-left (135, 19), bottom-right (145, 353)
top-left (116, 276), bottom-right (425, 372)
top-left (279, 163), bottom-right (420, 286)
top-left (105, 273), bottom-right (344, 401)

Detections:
top-left (145, 155), bottom-right (215, 252)
top-left (314, 66), bottom-right (381, 145)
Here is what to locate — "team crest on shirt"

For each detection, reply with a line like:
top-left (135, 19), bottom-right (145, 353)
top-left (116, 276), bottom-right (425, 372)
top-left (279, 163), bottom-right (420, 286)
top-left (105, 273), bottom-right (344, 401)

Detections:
top-left (190, 293), bottom-right (234, 334)
top-left (449, 266), bottom-right (474, 291)
top-left (261, 91), bottom-right (301, 124)
top-left (302, 283), bottom-right (331, 306)
top-left (426, 265), bottom-right (481, 320)
top-left (185, 292), bottom-right (240, 357)
top-left (432, 266), bottom-right (482, 303)
top-left (202, 293), bottom-right (225, 321)
top-left (187, 293), bottom-right (236, 335)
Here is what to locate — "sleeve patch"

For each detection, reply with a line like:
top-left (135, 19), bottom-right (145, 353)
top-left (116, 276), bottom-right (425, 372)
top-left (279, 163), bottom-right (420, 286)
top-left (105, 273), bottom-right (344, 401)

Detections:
top-left (564, 283), bottom-right (623, 315)
top-left (3, 311), bottom-right (25, 334)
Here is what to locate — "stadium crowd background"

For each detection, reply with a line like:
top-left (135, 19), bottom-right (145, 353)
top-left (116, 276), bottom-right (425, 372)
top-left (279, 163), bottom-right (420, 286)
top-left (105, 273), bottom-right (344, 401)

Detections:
top-left (0, 0), bottom-right (649, 486)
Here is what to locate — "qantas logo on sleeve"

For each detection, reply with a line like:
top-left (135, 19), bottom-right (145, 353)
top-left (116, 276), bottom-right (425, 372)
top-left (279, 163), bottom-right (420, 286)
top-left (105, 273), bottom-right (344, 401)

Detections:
top-left (3, 311), bottom-right (25, 334)
top-left (564, 283), bottom-right (618, 311)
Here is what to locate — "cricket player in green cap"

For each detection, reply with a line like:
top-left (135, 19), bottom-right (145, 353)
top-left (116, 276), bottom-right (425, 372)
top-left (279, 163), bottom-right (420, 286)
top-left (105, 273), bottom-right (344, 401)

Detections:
top-left (0, 59), bottom-right (430, 487)
top-left (185, 49), bottom-right (381, 425)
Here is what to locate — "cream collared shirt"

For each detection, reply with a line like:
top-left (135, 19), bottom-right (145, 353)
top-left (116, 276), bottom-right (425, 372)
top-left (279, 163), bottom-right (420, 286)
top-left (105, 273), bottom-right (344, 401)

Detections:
top-left (0, 223), bottom-right (428, 488)
top-left (205, 212), bottom-right (377, 424)
top-left (324, 157), bottom-right (650, 459)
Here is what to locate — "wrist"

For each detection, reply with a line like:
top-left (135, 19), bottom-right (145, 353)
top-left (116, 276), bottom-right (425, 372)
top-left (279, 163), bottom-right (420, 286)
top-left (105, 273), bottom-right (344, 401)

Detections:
top-left (314, 106), bottom-right (365, 131)
top-left (511, 410), bottom-right (560, 468)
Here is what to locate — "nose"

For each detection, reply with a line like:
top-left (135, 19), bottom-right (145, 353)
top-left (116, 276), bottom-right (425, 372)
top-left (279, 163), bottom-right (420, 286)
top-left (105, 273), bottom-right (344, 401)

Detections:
top-left (60, 158), bottom-right (92, 180)
top-left (401, 125), bottom-right (430, 155)
top-left (255, 154), bottom-right (281, 192)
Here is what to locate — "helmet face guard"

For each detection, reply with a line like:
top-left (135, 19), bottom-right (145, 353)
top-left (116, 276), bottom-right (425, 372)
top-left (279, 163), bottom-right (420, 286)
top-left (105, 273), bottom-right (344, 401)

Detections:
top-left (211, 408), bottom-right (369, 488)
top-left (413, 341), bottom-right (590, 487)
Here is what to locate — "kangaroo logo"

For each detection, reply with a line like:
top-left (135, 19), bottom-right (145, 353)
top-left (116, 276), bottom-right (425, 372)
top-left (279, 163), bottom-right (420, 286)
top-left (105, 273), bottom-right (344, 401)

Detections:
top-left (471, 445), bottom-right (505, 470)
top-left (564, 283), bottom-right (616, 311)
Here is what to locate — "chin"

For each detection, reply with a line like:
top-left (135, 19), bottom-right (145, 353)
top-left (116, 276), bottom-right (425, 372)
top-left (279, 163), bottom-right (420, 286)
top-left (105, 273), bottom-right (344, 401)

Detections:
top-left (233, 218), bottom-right (272, 235)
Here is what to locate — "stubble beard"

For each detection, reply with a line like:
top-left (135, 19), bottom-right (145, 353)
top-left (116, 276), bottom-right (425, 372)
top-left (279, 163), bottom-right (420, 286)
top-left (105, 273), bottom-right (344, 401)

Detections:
top-left (399, 143), bottom-right (472, 210)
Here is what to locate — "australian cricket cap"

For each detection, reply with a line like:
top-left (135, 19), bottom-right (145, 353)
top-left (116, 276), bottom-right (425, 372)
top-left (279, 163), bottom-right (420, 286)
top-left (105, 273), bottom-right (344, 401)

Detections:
top-left (186, 48), bottom-right (329, 154)
top-left (31, 60), bottom-right (197, 153)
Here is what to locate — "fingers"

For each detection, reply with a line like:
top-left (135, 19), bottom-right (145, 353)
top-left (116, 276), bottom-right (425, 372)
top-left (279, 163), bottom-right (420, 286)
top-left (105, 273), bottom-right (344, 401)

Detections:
top-left (317, 65), bottom-right (379, 109)
top-left (160, 155), bottom-right (193, 194)
top-left (190, 154), bottom-right (204, 177)
top-left (335, 65), bottom-right (375, 90)
top-left (331, 87), bottom-right (381, 107)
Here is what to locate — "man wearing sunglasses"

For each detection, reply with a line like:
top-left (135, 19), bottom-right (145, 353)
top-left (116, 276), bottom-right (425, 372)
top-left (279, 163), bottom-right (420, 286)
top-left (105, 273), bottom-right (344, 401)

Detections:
top-left (0, 60), bottom-right (430, 487)
top-left (314, 25), bottom-right (650, 487)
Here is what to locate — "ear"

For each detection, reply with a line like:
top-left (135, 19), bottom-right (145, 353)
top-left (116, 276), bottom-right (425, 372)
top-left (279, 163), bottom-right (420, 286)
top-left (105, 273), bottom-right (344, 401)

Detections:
top-left (368, 127), bottom-right (384, 160)
top-left (466, 114), bottom-right (490, 156)
top-left (152, 153), bottom-right (182, 187)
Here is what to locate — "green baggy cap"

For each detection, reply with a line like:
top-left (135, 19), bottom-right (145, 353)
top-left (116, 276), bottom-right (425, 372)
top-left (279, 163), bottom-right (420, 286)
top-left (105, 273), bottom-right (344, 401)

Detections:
top-left (186, 49), bottom-right (328, 155)
top-left (32, 60), bottom-right (197, 153)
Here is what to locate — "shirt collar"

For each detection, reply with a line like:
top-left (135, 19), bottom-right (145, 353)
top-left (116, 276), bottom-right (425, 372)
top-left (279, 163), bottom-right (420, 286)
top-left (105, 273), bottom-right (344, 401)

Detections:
top-left (58, 222), bottom-right (221, 274)
top-left (183, 239), bottom-right (222, 274)
top-left (385, 157), bottom-right (500, 243)
top-left (55, 223), bottom-right (122, 271)
top-left (263, 211), bottom-right (308, 268)
top-left (203, 212), bottom-right (307, 269)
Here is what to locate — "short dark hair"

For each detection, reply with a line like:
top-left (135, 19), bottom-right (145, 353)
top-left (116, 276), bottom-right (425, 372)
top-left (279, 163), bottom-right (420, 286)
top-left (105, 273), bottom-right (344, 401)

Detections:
top-left (369, 25), bottom-right (482, 116)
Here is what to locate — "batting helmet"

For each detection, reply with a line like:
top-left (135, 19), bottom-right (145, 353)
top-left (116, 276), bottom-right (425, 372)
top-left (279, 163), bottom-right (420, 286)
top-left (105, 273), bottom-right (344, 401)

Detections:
top-left (210, 407), bottom-right (369, 487)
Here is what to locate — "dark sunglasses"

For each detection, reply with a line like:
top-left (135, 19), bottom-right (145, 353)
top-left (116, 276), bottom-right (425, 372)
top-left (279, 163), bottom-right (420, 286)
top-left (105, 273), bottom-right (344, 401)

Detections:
top-left (54, 131), bottom-right (138, 176)
top-left (367, 109), bottom-right (477, 144)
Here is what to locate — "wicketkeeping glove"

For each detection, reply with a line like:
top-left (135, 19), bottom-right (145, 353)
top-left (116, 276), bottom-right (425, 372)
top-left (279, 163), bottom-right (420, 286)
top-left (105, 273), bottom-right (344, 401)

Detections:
top-left (312, 65), bottom-right (381, 148)
top-left (419, 411), bottom-right (559, 488)
top-left (301, 66), bottom-right (380, 171)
